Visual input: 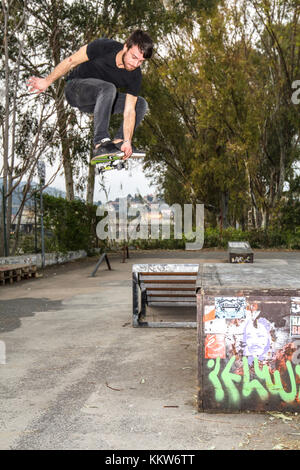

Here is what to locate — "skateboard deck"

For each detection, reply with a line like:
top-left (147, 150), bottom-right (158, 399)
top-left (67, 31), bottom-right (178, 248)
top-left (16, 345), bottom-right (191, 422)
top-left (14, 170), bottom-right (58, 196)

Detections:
top-left (91, 152), bottom-right (144, 174)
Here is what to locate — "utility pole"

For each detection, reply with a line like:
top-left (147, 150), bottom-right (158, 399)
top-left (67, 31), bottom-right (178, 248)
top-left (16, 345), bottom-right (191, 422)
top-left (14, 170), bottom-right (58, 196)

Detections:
top-left (33, 191), bottom-right (38, 253)
top-left (2, 185), bottom-right (8, 256)
top-left (37, 162), bottom-right (46, 268)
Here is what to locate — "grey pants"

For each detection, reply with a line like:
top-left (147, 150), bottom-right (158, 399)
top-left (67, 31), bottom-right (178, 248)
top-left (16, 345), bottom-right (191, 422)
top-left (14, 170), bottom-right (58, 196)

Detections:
top-left (64, 78), bottom-right (148, 146)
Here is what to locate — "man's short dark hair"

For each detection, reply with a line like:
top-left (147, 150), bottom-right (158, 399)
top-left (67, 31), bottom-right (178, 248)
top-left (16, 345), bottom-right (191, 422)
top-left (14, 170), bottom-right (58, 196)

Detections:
top-left (125, 30), bottom-right (153, 59)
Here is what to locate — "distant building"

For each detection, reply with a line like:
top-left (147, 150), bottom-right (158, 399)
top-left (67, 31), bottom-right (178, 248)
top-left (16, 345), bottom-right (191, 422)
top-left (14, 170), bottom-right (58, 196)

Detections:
top-left (11, 208), bottom-right (35, 234)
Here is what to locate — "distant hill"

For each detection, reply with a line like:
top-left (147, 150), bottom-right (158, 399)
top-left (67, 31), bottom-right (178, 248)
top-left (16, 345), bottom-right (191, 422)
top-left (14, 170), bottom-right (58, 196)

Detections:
top-left (0, 178), bottom-right (66, 214)
top-left (0, 179), bottom-right (158, 212)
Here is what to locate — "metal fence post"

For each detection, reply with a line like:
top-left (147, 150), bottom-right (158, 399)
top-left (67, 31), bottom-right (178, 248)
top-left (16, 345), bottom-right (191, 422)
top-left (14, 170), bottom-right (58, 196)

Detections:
top-left (38, 162), bottom-right (45, 268)
top-left (2, 185), bottom-right (8, 256)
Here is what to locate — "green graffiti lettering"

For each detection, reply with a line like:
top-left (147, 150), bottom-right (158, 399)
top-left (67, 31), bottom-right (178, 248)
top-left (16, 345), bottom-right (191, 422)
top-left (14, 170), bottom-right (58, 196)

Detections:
top-left (296, 365), bottom-right (300, 401)
top-left (273, 361), bottom-right (297, 403)
top-left (207, 357), bottom-right (300, 405)
top-left (221, 356), bottom-right (242, 405)
top-left (253, 358), bottom-right (279, 395)
top-left (207, 358), bottom-right (224, 402)
top-left (242, 357), bottom-right (268, 400)
top-left (254, 359), bottom-right (297, 402)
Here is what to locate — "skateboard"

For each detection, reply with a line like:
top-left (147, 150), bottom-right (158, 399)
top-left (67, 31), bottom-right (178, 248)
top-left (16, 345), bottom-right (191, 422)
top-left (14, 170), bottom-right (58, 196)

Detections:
top-left (91, 153), bottom-right (143, 174)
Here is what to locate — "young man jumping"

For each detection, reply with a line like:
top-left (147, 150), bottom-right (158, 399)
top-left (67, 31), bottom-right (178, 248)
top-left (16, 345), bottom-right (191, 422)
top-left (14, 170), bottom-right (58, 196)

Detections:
top-left (27, 30), bottom-right (153, 163)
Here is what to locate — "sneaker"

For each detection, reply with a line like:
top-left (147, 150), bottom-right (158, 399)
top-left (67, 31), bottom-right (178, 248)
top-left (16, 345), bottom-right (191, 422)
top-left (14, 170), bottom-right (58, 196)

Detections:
top-left (93, 138), bottom-right (119, 158)
top-left (114, 141), bottom-right (146, 157)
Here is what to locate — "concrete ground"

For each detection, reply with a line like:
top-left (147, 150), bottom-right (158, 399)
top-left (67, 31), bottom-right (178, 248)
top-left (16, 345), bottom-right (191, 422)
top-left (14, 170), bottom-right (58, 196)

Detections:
top-left (1, 249), bottom-right (300, 451)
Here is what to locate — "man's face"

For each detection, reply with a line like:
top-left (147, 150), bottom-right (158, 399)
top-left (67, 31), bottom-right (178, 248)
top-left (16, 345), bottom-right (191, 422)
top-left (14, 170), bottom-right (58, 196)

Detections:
top-left (122, 44), bottom-right (146, 71)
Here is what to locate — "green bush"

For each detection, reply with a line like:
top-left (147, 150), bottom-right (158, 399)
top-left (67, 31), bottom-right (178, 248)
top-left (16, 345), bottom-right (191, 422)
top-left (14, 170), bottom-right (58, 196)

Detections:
top-left (204, 227), bottom-right (248, 248)
top-left (16, 234), bottom-right (36, 255)
top-left (28, 194), bottom-right (300, 254)
top-left (285, 228), bottom-right (300, 249)
top-left (131, 234), bottom-right (185, 250)
top-left (42, 194), bottom-right (98, 254)
top-left (130, 226), bottom-right (299, 250)
top-left (203, 227), bottom-right (297, 249)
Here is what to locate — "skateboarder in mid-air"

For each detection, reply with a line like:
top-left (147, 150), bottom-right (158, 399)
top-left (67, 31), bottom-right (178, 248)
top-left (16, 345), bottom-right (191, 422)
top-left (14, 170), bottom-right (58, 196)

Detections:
top-left (27, 30), bottom-right (153, 164)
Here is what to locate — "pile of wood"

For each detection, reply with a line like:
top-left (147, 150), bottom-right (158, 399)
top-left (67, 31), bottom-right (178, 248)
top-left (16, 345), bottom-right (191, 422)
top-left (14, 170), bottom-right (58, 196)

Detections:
top-left (0, 264), bottom-right (37, 286)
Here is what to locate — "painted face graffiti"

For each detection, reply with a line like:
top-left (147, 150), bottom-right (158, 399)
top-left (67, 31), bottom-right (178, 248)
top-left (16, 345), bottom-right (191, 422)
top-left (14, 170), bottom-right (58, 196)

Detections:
top-left (243, 317), bottom-right (272, 364)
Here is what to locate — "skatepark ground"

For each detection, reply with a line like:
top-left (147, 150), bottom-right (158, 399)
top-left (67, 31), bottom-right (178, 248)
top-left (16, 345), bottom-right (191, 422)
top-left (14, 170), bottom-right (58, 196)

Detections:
top-left (1, 248), bottom-right (300, 451)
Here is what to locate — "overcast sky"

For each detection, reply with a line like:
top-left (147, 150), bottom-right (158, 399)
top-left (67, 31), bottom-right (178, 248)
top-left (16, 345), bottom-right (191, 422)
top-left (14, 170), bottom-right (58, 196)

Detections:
top-left (45, 158), bottom-right (156, 202)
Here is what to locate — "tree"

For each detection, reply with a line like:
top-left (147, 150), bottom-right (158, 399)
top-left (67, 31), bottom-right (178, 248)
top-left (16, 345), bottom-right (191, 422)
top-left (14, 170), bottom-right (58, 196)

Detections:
top-left (138, 0), bottom-right (300, 229)
top-left (0, 0), bottom-right (62, 255)
top-left (246, 0), bottom-right (300, 226)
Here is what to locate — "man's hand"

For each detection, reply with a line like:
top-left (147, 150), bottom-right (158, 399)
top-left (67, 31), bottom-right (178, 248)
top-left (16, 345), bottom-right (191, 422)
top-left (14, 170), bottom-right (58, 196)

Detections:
top-left (122, 94), bottom-right (137, 159)
top-left (121, 140), bottom-right (133, 159)
top-left (27, 76), bottom-right (51, 94)
top-left (27, 46), bottom-right (89, 95)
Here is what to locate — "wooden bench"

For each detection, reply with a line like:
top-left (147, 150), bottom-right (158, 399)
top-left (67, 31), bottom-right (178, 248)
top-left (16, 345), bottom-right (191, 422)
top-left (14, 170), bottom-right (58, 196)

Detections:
top-left (0, 264), bottom-right (37, 286)
top-left (132, 263), bottom-right (198, 328)
top-left (228, 241), bottom-right (254, 264)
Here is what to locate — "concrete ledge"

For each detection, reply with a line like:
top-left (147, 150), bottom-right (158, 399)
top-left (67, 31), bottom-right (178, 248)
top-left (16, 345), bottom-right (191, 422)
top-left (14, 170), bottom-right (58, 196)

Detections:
top-left (0, 250), bottom-right (87, 268)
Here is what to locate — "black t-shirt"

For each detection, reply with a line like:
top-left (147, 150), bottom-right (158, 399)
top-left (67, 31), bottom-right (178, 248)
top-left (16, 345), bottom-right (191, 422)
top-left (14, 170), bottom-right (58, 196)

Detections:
top-left (67, 38), bottom-right (142, 96)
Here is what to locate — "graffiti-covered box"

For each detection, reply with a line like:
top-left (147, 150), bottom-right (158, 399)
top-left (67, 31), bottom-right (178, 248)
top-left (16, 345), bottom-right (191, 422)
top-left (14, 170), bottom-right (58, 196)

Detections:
top-left (196, 263), bottom-right (300, 412)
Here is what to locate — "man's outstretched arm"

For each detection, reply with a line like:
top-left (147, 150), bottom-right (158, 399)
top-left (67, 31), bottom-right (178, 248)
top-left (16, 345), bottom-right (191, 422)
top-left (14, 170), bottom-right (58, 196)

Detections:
top-left (121, 94), bottom-right (138, 159)
top-left (27, 45), bottom-right (89, 94)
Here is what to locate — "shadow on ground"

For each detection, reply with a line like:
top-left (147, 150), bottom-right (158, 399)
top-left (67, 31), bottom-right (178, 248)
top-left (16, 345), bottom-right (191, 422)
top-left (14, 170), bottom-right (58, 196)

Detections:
top-left (0, 298), bottom-right (63, 333)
